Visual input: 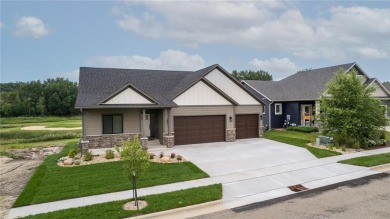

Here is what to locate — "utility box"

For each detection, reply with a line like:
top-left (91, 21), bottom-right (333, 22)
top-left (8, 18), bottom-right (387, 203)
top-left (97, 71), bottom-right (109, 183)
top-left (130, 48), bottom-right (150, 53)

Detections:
top-left (319, 136), bottom-right (333, 145)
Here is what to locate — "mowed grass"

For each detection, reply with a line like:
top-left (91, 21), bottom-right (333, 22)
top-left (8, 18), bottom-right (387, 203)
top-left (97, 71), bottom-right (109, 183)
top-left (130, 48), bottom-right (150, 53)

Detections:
top-left (264, 130), bottom-right (341, 158)
top-left (0, 116), bottom-right (81, 125)
top-left (0, 116), bottom-right (81, 151)
top-left (14, 142), bottom-right (209, 207)
top-left (21, 184), bottom-right (222, 219)
top-left (339, 153), bottom-right (390, 167)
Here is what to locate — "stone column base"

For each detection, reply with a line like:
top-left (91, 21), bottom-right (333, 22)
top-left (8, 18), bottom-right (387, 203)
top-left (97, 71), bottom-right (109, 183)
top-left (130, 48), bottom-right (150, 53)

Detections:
top-left (140, 138), bottom-right (148, 151)
top-left (226, 128), bottom-right (236, 142)
top-left (259, 126), bottom-right (264, 138)
top-left (164, 136), bottom-right (174, 148)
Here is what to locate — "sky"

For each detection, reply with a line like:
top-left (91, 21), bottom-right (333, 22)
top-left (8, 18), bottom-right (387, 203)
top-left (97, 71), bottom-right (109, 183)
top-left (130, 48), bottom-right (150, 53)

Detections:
top-left (1, 0), bottom-right (389, 83)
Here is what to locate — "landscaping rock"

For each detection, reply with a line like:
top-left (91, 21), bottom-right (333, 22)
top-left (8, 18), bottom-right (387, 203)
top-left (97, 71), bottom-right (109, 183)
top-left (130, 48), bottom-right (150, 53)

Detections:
top-left (63, 158), bottom-right (74, 166)
top-left (160, 156), bottom-right (170, 162)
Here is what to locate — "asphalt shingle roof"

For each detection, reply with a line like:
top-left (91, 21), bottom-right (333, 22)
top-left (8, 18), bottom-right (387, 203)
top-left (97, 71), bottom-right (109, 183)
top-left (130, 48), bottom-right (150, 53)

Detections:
top-left (75, 64), bottom-right (238, 108)
top-left (244, 63), bottom-right (356, 101)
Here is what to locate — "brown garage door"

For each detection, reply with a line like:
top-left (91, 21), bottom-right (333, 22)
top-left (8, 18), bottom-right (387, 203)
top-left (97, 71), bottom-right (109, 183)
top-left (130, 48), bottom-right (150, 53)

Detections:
top-left (174, 115), bottom-right (225, 145)
top-left (236, 114), bottom-right (258, 139)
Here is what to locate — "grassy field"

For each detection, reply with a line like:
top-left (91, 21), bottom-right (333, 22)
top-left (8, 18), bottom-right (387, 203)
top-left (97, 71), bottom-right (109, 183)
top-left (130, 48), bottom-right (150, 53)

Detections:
top-left (0, 116), bottom-right (81, 151)
top-left (14, 142), bottom-right (209, 207)
top-left (21, 184), bottom-right (222, 219)
top-left (339, 153), bottom-right (390, 167)
top-left (264, 130), bottom-right (341, 158)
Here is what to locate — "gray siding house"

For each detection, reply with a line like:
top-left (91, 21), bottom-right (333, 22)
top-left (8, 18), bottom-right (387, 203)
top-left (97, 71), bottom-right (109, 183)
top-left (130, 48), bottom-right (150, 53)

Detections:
top-left (75, 64), bottom-right (264, 150)
top-left (243, 63), bottom-right (390, 129)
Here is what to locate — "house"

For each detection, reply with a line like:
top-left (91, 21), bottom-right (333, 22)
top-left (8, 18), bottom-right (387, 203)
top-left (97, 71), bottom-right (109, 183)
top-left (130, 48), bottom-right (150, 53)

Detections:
top-left (75, 64), bottom-right (264, 150)
top-left (242, 63), bottom-right (390, 129)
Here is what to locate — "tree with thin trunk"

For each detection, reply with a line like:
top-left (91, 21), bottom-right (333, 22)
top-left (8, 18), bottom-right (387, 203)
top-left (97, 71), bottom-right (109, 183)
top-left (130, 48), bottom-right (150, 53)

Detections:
top-left (115, 136), bottom-right (149, 209)
top-left (319, 68), bottom-right (389, 148)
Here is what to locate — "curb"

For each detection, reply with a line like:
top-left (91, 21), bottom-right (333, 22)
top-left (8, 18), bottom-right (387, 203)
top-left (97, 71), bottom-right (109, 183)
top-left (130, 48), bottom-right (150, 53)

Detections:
top-left (232, 172), bottom-right (390, 213)
top-left (370, 163), bottom-right (390, 173)
top-left (129, 200), bottom-right (226, 219)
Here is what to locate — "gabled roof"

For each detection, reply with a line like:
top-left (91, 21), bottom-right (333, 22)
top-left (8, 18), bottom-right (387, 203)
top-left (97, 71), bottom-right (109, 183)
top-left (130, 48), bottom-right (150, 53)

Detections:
top-left (382, 82), bottom-right (390, 94)
top-left (244, 63), bottom-right (360, 102)
top-left (75, 64), bottom-right (261, 108)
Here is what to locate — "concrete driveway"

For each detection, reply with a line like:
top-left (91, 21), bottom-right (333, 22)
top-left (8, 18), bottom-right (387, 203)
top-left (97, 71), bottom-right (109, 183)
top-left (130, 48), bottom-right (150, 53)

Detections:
top-left (172, 138), bottom-right (378, 208)
top-left (173, 138), bottom-right (317, 177)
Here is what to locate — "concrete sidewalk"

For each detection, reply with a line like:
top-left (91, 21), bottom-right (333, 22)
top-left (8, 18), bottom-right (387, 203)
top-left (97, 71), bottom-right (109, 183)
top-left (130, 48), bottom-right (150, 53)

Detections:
top-left (8, 147), bottom-right (390, 219)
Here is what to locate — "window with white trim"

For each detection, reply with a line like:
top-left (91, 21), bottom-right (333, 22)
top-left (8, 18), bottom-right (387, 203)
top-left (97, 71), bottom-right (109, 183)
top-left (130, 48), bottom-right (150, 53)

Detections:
top-left (275, 103), bottom-right (282, 115)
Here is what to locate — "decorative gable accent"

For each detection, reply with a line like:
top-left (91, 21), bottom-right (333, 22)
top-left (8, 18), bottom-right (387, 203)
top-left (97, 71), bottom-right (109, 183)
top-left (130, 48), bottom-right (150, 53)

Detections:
top-left (369, 81), bottom-right (390, 98)
top-left (173, 81), bottom-right (232, 106)
top-left (103, 87), bottom-right (154, 104)
top-left (205, 69), bottom-right (260, 105)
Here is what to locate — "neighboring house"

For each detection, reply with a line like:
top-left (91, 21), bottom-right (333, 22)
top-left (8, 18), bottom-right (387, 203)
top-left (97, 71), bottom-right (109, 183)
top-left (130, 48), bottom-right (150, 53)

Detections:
top-left (243, 63), bottom-right (390, 130)
top-left (384, 82), bottom-right (390, 117)
top-left (75, 64), bottom-right (264, 150)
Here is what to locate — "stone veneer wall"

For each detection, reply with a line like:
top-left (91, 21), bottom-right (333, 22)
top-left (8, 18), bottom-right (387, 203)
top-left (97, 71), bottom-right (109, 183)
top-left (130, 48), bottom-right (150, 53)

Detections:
top-left (81, 133), bottom-right (139, 151)
top-left (226, 128), bottom-right (236, 142)
top-left (259, 126), bottom-right (264, 138)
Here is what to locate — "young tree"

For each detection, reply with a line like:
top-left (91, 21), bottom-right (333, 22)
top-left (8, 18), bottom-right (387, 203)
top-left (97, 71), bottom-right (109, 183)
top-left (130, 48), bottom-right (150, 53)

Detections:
top-left (231, 70), bottom-right (273, 81)
top-left (319, 68), bottom-right (389, 148)
top-left (115, 136), bottom-right (149, 209)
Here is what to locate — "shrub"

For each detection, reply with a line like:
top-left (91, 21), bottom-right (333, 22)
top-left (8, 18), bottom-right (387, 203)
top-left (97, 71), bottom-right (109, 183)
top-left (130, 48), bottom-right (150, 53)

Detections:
top-left (105, 150), bottom-right (115, 159)
top-left (83, 150), bottom-right (93, 161)
top-left (342, 147), bottom-right (346, 152)
top-left (159, 152), bottom-right (164, 158)
top-left (67, 148), bottom-right (78, 158)
top-left (177, 155), bottom-right (182, 161)
top-left (286, 126), bottom-right (318, 133)
top-left (170, 153), bottom-right (176, 159)
top-left (149, 153), bottom-right (155, 159)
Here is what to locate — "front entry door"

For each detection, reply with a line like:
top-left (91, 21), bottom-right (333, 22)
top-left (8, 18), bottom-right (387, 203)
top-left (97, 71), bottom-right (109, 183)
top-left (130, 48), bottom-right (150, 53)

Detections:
top-left (301, 105), bottom-right (312, 126)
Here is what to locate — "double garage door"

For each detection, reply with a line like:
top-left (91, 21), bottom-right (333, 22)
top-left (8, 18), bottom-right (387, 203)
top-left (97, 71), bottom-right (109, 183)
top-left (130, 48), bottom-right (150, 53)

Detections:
top-left (174, 114), bottom-right (258, 145)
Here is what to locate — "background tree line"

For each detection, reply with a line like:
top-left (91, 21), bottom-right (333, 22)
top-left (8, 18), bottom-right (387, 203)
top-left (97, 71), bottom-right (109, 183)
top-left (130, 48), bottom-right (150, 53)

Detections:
top-left (0, 78), bottom-right (79, 117)
top-left (231, 70), bottom-right (273, 81)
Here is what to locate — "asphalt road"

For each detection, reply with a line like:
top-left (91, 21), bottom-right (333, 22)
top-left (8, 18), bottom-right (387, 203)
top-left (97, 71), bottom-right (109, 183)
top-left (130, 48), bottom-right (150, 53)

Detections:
top-left (194, 172), bottom-right (390, 219)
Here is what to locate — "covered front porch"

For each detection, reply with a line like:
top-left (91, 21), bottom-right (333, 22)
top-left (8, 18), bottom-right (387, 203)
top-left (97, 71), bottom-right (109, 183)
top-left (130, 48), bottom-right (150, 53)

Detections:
top-left (79, 107), bottom-right (174, 152)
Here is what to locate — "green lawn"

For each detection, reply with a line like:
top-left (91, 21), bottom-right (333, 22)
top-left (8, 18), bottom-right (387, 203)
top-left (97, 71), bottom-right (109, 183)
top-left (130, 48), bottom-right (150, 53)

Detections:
top-left (0, 116), bottom-right (81, 125)
top-left (0, 116), bottom-right (82, 151)
top-left (14, 142), bottom-right (209, 207)
top-left (385, 131), bottom-right (390, 141)
top-left (338, 153), bottom-right (390, 167)
top-left (21, 184), bottom-right (222, 219)
top-left (264, 130), bottom-right (341, 158)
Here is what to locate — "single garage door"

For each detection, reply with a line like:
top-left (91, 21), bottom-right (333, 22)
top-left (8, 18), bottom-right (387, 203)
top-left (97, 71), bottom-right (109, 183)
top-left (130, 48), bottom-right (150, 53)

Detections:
top-left (236, 114), bottom-right (258, 139)
top-left (174, 115), bottom-right (225, 145)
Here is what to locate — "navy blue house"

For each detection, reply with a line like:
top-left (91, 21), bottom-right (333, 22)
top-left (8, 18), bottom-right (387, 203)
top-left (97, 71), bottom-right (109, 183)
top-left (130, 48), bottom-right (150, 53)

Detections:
top-left (243, 63), bottom-right (390, 130)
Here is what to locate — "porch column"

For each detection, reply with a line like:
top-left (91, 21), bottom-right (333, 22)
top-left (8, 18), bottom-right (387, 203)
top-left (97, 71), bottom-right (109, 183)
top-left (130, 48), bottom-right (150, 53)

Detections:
top-left (141, 109), bottom-right (146, 137)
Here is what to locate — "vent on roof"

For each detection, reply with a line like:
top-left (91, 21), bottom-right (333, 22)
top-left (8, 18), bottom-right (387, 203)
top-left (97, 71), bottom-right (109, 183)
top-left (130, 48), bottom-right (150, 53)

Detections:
top-left (288, 184), bottom-right (308, 192)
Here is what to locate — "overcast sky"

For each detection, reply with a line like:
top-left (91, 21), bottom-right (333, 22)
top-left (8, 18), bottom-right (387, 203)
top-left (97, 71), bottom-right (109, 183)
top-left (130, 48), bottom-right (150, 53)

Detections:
top-left (1, 0), bottom-right (389, 83)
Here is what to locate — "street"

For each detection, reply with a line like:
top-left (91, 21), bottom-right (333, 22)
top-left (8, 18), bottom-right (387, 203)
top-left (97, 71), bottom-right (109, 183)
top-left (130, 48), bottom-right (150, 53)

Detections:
top-left (194, 172), bottom-right (390, 219)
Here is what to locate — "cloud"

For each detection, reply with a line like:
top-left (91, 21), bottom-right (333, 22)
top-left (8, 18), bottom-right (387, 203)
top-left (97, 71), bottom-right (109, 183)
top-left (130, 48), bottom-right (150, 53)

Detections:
top-left (0, 21), bottom-right (4, 28)
top-left (115, 2), bottom-right (390, 60)
top-left (86, 50), bottom-right (206, 71)
top-left (14, 16), bottom-right (50, 38)
top-left (50, 70), bottom-right (79, 81)
top-left (250, 58), bottom-right (300, 79)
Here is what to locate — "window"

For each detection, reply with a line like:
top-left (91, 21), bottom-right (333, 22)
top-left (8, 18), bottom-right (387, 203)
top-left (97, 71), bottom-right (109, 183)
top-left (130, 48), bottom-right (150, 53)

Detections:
top-left (102, 115), bottom-right (123, 134)
top-left (275, 103), bottom-right (282, 115)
